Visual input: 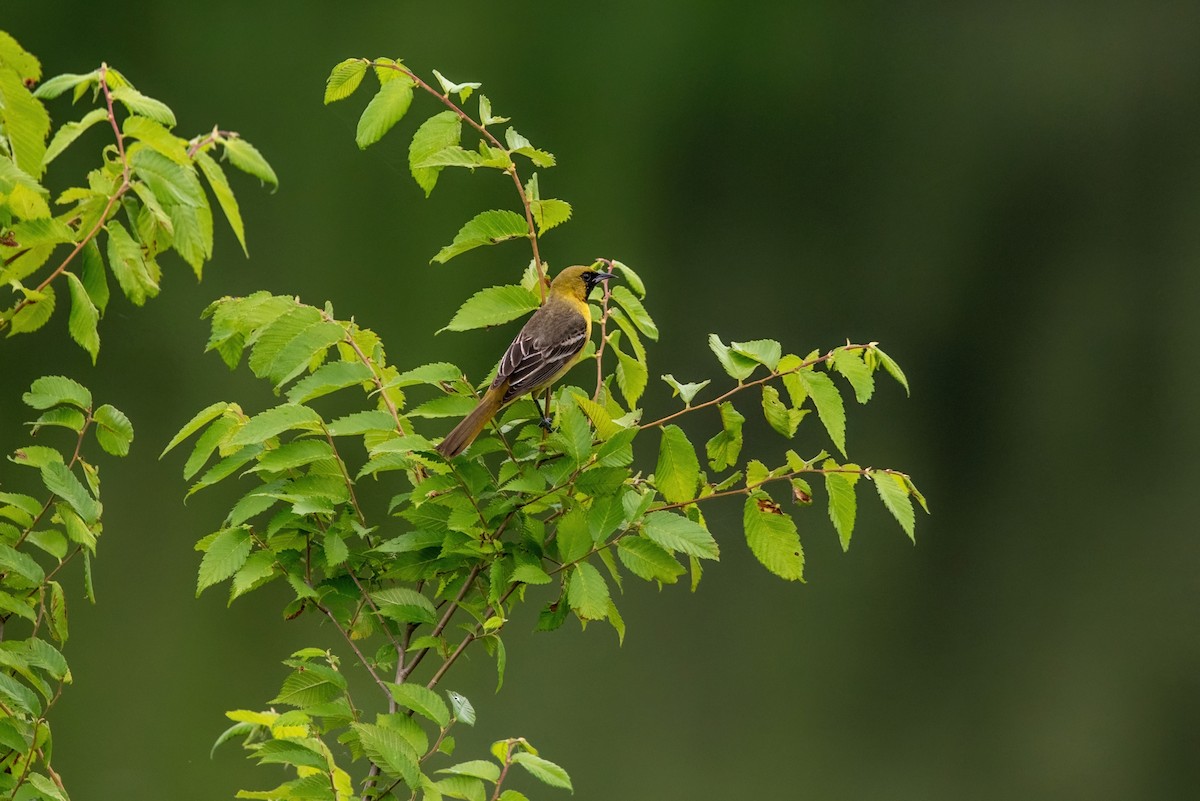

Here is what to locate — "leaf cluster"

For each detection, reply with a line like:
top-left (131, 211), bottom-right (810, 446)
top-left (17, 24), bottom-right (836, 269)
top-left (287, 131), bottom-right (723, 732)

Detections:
top-left (0, 376), bottom-right (132, 798)
top-left (0, 32), bottom-right (274, 360)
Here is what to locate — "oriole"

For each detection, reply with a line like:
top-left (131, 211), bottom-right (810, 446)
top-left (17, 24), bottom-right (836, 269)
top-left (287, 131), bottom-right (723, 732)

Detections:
top-left (436, 265), bottom-right (615, 458)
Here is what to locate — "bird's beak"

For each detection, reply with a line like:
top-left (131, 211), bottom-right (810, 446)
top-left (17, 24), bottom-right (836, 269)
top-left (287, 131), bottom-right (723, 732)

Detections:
top-left (594, 272), bottom-right (616, 282)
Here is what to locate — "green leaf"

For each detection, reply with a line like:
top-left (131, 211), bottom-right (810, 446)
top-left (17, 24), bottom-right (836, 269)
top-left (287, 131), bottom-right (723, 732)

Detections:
top-left (8, 284), bottom-right (56, 334)
top-left (34, 72), bottom-right (97, 100)
top-left (124, 116), bottom-right (189, 164)
top-left (831, 348), bottom-right (875, 403)
top-left (613, 339), bottom-right (647, 409)
top-left (0, 68), bottom-right (50, 178)
top-left (0, 543), bottom-right (45, 585)
top-left (196, 527), bottom-right (251, 595)
top-left (555, 504), bottom-right (592, 565)
top-left (81, 239), bottom-right (110, 314)
top-left (797, 369), bottom-right (846, 457)
top-left (511, 753), bottom-right (573, 792)
top-left (504, 127), bottom-right (555, 167)
top-left (567, 562), bottom-right (610, 620)
top-left (371, 587), bottom-right (437, 625)
top-left (285, 360), bottom-right (373, 403)
top-left (642, 512), bottom-right (719, 560)
top-left (610, 285), bottom-right (657, 340)
top-left (660, 374), bottom-right (709, 405)
top-left (731, 339), bottom-right (781, 370)
top-left (409, 111), bottom-right (461, 196)
top-left (655, 425), bottom-right (699, 504)
top-left (761, 384), bottom-right (805, 437)
top-left (743, 495), bottom-right (804, 581)
top-left (110, 86), bottom-right (176, 127)
top-left (433, 209), bottom-right (528, 264)
top-left (609, 259), bottom-right (645, 297)
top-left (41, 461), bottom-right (99, 523)
top-left (438, 761), bottom-right (500, 783)
top-left (43, 107), bottom-right (107, 167)
top-left (47, 581), bottom-right (67, 643)
top-left (873, 346), bottom-right (910, 396)
top-left (617, 537), bottom-right (685, 584)
top-left (386, 681), bottom-right (451, 727)
top-left (22, 375), bottom-right (91, 410)
top-left (708, 334), bottom-right (759, 381)
top-left (195, 150), bottom-right (247, 255)
top-left (436, 775), bottom-right (485, 801)
top-left (227, 404), bottom-right (323, 447)
top-left (229, 551), bottom-right (277, 602)
top-left (873, 471), bottom-right (915, 542)
top-left (529, 195), bottom-right (572, 235)
top-left (93, 403), bottom-right (134, 456)
top-left (0, 671), bottom-right (41, 717)
top-left (161, 400), bottom-right (233, 456)
top-left (356, 77), bottom-right (414, 149)
top-left (441, 284), bottom-right (539, 332)
top-left (704, 401), bottom-right (744, 471)
top-left (106, 219), bottom-right (158, 306)
top-left (432, 69), bottom-right (481, 102)
top-left (326, 409), bottom-right (397, 434)
top-left (824, 468), bottom-right (857, 551)
top-left (221, 137), bottom-right (278, 188)
top-left (447, 690), bottom-right (476, 726)
top-left (324, 58), bottom-right (368, 103)
top-left (64, 272), bottom-right (100, 362)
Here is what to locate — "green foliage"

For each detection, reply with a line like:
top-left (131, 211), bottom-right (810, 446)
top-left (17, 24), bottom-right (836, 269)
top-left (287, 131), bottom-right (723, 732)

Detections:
top-left (0, 38), bottom-right (274, 354)
top-left (151, 50), bottom-right (926, 801)
top-left (0, 378), bottom-right (131, 795)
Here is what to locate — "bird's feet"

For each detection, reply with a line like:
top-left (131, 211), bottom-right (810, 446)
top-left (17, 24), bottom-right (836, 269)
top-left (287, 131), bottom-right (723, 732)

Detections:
top-left (538, 416), bottom-right (554, 432)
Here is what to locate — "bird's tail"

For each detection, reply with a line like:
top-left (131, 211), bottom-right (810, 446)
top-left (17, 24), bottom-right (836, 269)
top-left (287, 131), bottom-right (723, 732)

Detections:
top-left (436, 388), bottom-right (505, 458)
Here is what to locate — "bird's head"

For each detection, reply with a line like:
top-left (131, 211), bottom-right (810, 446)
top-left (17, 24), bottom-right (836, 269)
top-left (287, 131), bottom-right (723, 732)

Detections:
top-left (550, 265), bottom-right (616, 302)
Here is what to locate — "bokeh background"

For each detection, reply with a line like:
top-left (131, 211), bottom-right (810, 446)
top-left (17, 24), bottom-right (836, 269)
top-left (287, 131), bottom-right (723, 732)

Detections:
top-left (3, 2), bottom-right (1199, 798)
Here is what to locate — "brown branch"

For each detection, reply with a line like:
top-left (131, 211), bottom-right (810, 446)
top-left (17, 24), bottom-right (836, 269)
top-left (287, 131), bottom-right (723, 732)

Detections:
top-left (649, 465), bottom-right (911, 513)
top-left (398, 563), bottom-right (483, 683)
top-left (317, 602), bottom-right (390, 697)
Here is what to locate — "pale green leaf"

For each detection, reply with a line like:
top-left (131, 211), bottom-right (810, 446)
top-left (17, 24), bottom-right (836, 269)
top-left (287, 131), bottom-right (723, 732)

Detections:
top-left (831, 348), bottom-right (875, 403)
top-left (409, 111), bottom-right (461, 196)
top-left (93, 403), bottom-right (133, 456)
top-left (642, 512), bottom-right (719, 559)
top-left (324, 58), bottom-right (368, 103)
top-left (221, 137), bottom-right (278, 188)
top-left (567, 562), bottom-right (609, 620)
top-left (286, 360), bottom-right (373, 403)
top-left (610, 285), bottom-right (657, 340)
top-left (356, 77), bottom-right (414, 149)
top-left (798, 369), bottom-right (846, 456)
top-left (705, 401), bottom-right (744, 471)
top-left (708, 334), bottom-right (759, 380)
top-left (824, 468), bottom-right (857, 551)
top-left (511, 753), bottom-right (572, 791)
top-left (7, 285), bottom-right (56, 334)
top-left (195, 150), bottom-right (247, 255)
top-left (64, 272), bottom-right (99, 362)
top-left (22, 375), bottom-right (91, 410)
top-left (161, 400), bottom-right (233, 457)
top-left (110, 86), bottom-right (176, 127)
top-left (617, 537), bottom-right (685, 584)
top-left (43, 107), bottom-right (107, 167)
top-left (660, 374), bottom-right (709, 405)
top-left (0, 68), bottom-right (49, 178)
top-left (441, 284), bottom-right (538, 332)
top-left (432, 209), bottom-right (528, 264)
top-left (873, 471), bottom-right (915, 542)
top-left (386, 682), bottom-right (451, 727)
top-left (196, 527), bottom-right (251, 595)
top-left (743, 494), bottom-right (804, 580)
top-left (226, 404), bottom-right (323, 447)
top-left (655, 425), bottom-right (699, 504)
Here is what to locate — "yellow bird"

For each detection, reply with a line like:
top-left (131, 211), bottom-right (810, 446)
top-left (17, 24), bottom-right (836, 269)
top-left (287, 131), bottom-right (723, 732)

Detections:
top-left (436, 265), bottom-right (615, 458)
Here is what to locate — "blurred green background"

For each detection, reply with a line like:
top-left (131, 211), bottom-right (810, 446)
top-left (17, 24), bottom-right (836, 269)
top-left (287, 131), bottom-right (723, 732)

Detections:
top-left (3, 2), bottom-right (1199, 798)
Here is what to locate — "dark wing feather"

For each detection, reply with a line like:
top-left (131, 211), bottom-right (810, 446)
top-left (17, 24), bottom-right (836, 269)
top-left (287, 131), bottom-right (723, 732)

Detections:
top-left (495, 306), bottom-right (588, 403)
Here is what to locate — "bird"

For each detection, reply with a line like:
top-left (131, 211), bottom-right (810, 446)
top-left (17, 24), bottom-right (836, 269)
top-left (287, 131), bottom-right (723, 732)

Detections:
top-left (435, 265), bottom-right (615, 458)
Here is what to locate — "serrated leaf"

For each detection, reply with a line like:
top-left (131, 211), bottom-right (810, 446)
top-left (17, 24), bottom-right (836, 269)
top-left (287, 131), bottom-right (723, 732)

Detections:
top-left (824, 469), bottom-right (857, 551)
top-left (614, 341), bottom-right (647, 409)
top-left (124, 115), bottom-right (189, 164)
top-left (555, 504), bottom-right (592, 564)
top-left (660, 374), bottom-right (709, 405)
top-left (286, 360), bottom-right (373, 403)
top-left (0, 543), bottom-right (45, 585)
top-left (798, 369), bottom-right (846, 456)
top-left (617, 537), bottom-right (684, 584)
top-left (40, 461), bottom-right (98, 524)
top-left (386, 682), bottom-right (451, 727)
top-left (326, 409), bottom-right (397, 434)
top-left (161, 400), bottom-right (233, 457)
top-left (831, 348), bottom-right (875, 403)
top-left (731, 339), bottom-right (781, 370)
top-left (873, 471), bottom-right (915, 542)
top-left (432, 209), bottom-right (528, 264)
top-left (80, 239), bottom-right (109, 314)
top-left (409, 111), bottom-right (461, 196)
top-left (0, 68), bottom-right (50, 178)
top-left (196, 527), bottom-right (251, 595)
top-left (110, 86), bottom-right (176, 127)
top-left (743, 494), bottom-right (804, 580)
top-left (356, 77), bottom-right (414, 149)
top-left (195, 150), bottom-right (247, 255)
top-left (705, 401), bottom-right (744, 471)
top-left (447, 691), bottom-right (475, 725)
top-left (567, 562), bottom-right (609, 620)
top-left (8, 284), bottom-right (56, 334)
top-left (106, 219), bottom-right (158, 305)
top-left (64, 272), bottom-right (100, 362)
top-left (22, 375), bottom-right (91, 410)
top-left (408, 395), bottom-right (477, 419)
top-left (222, 137), bottom-right (278, 188)
top-left (610, 285), bottom-right (657, 340)
top-left (511, 753), bottom-right (572, 791)
top-left (529, 197), bottom-right (571, 235)
top-left (324, 58), bottom-right (367, 103)
top-left (93, 403), bottom-right (133, 456)
top-left (441, 284), bottom-right (538, 332)
top-left (273, 663), bottom-right (345, 707)
top-left (761, 384), bottom-right (805, 437)
top-left (642, 512), bottom-right (719, 560)
top-left (655, 425), bottom-right (699, 504)
top-left (708, 334), bottom-right (759, 381)
top-left (371, 587), bottom-right (437, 624)
top-left (227, 404), bottom-right (323, 446)
top-left (33, 71), bottom-right (95, 100)
top-left (43, 107), bottom-right (107, 166)
top-left (874, 346), bottom-right (910, 396)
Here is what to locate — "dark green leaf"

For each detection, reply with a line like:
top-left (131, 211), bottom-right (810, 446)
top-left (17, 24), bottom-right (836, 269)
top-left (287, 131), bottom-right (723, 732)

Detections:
top-left (40, 461), bottom-right (98, 523)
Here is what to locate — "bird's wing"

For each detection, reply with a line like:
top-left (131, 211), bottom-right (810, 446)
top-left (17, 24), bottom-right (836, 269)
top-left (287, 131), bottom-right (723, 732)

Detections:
top-left (496, 309), bottom-right (588, 402)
